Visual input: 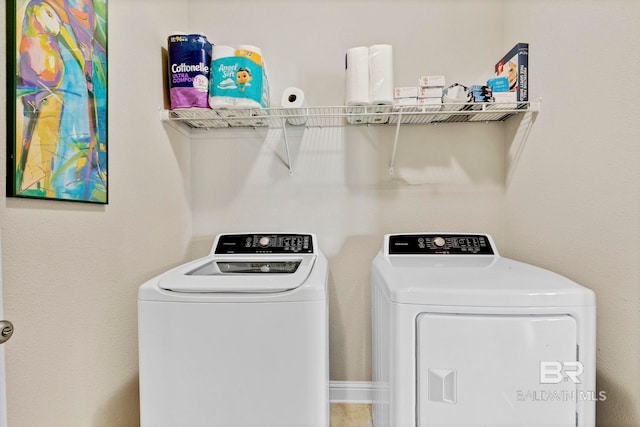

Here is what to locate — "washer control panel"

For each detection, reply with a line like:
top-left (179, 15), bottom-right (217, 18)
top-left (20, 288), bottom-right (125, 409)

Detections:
top-left (388, 234), bottom-right (494, 255)
top-left (215, 233), bottom-right (314, 254)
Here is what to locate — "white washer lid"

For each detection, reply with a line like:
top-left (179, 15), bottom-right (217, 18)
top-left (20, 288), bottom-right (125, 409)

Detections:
top-left (158, 254), bottom-right (316, 293)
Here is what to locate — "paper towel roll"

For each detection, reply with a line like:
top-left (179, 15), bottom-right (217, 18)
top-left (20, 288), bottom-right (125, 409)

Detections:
top-left (209, 45), bottom-right (237, 108)
top-left (369, 44), bottom-right (394, 105)
top-left (281, 87), bottom-right (308, 125)
top-left (368, 44), bottom-right (394, 124)
top-left (345, 47), bottom-right (370, 106)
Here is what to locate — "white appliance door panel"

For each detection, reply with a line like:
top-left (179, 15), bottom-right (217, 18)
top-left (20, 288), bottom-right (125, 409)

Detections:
top-left (139, 300), bottom-right (328, 427)
top-left (417, 313), bottom-right (577, 427)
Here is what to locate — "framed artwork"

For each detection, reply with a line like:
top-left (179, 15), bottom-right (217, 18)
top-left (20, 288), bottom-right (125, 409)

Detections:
top-left (6, 0), bottom-right (107, 203)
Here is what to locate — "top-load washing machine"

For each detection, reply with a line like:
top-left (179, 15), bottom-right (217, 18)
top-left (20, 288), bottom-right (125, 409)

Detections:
top-left (138, 232), bottom-right (329, 427)
top-left (372, 233), bottom-right (596, 427)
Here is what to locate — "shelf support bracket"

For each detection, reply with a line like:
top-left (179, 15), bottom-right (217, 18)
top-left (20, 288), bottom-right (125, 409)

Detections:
top-left (389, 113), bottom-right (403, 175)
top-left (281, 117), bottom-right (294, 175)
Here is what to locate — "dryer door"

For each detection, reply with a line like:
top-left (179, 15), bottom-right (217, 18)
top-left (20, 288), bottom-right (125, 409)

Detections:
top-left (417, 313), bottom-right (577, 427)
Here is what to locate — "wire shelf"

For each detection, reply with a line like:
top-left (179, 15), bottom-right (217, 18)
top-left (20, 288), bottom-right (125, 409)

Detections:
top-left (162, 101), bottom-right (537, 130)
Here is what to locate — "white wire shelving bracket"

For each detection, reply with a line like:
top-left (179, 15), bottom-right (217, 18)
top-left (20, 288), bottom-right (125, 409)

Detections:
top-left (159, 99), bottom-right (541, 175)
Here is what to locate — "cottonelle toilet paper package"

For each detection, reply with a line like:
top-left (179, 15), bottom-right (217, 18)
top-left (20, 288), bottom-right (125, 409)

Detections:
top-left (168, 33), bottom-right (212, 109)
top-left (281, 87), bottom-right (308, 126)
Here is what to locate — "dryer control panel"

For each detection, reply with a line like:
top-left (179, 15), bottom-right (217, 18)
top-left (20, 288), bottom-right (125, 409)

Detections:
top-left (215, 233), bottom-right (314, 254)
top-left (388, 234), bottom-right (494, 255)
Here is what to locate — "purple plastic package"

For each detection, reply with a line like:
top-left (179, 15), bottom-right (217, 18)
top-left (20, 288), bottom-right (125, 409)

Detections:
top-left (168, 34), bottom-right (212, 109)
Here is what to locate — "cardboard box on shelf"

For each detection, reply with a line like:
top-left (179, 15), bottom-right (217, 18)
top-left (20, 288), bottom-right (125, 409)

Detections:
top-left (494, 43), bottom-right (528, 101)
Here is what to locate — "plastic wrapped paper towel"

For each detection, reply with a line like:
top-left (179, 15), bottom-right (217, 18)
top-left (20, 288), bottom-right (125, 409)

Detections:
top-left (345, 46), bottom-right (370, 106)
top-left (344, 47), bottom-right (369, 124)
top-left (344, 45), bottom-right (394, 124)
top-left (368, 44), bottom-right (394, 123)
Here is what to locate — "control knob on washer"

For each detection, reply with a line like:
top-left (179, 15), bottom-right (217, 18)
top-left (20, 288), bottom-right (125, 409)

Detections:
top-left (259, 236), bottom-right (271, 247)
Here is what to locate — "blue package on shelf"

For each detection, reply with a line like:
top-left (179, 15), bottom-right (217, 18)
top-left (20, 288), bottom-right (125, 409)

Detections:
top-left (487, 77), bottom-right (510, 92)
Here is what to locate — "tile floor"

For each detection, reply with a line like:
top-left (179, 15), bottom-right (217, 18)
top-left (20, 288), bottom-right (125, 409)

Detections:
top-left (330, 404), bottom-right (373, 427)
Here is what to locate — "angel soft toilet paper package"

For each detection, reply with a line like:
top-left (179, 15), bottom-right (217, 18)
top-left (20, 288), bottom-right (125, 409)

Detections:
top-left (209, 45), bottom-right (269, 109)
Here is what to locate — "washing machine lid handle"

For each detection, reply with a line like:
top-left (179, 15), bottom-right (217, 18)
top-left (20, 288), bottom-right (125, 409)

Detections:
top-left (157, 255), bottom-right (317, 293)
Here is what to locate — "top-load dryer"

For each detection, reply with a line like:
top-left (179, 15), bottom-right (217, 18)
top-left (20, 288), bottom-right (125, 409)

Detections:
top-left (372, 233), bottom-right (596, 427)
top-left (138, 232), bottom-right (329, 427)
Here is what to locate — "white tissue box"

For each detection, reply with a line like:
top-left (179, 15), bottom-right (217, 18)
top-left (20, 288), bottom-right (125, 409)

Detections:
top-left (393, 97), bottom-right (419, 106)
top-left (418, 87), bottom-right (444, 98)
top-left (394, 87), bottom-right (419, 98)
top-left (418, 75), bottom-right (446, 87)
top-left (418, 97), bottom-right (442, 107)
top-left (493, 91), bottom-right (518, 103)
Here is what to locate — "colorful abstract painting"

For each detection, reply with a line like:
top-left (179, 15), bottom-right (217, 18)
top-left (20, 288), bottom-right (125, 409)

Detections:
top-left (6, 0), bottom-right (107, 203)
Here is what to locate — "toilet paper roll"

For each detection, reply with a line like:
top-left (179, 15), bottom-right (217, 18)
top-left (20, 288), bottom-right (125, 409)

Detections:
top-left (345, 46), bottom-right (370, 106)
top-left (281, 87), bottom-right (308, 126)
top-left (209, 45), bottom-right (237, 109)
top-left (369, 44), bottom-right (394, 105)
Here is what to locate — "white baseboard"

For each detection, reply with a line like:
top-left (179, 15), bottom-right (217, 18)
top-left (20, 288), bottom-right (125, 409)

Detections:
top-left (329, 381), bottom-right (374, 404)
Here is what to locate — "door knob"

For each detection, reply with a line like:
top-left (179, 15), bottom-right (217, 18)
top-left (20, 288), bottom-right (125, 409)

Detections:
top-left (0, 320), bottom-right (14, 344)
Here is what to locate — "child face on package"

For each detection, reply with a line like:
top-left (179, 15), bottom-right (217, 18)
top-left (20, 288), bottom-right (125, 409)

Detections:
top-left (237, 68), bottom-right (252, 86)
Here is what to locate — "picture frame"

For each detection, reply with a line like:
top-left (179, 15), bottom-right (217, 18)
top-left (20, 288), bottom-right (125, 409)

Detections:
top-left (5, 0), bottom-right (108, 204)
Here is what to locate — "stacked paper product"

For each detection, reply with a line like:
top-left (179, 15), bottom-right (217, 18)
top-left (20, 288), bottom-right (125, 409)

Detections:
top-left (391, 87), bottom-right (440, 124)
top-left (391, 86), bottom-right (418, 123)
top-left (417, 75), bottom-right (444, 123)
top-left (394, 87), bottom-right (418, 99)
top-left (345, 44), bottom-right (394, 124)
top-left (167, 33), bottom-right (212, 110)
top-left (418, 75), bottom-right (446, 87)
top-left (390, 75), bottom-right (446, 124)
top-left (418, 86), bottom-right (444, 99)
top-left (208, 44), bottom-right (271, 126)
